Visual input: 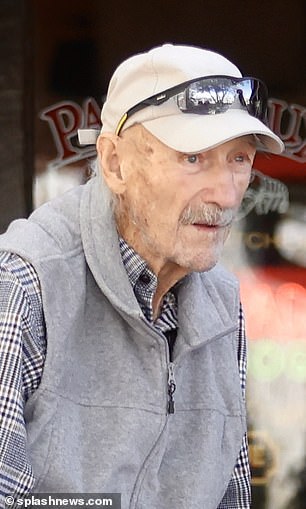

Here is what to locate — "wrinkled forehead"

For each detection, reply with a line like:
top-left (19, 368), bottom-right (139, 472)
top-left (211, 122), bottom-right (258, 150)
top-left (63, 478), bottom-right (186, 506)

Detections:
top-left (119, 124), bottom-right (161, 153)
top-left (116, 125), bottom-right (161, 169)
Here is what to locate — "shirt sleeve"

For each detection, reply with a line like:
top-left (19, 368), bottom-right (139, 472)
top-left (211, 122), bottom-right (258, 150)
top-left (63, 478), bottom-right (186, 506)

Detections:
top-left (217, 303), bottom-right (251, 509)
top-left (0, 252), bottom-right (46, 504)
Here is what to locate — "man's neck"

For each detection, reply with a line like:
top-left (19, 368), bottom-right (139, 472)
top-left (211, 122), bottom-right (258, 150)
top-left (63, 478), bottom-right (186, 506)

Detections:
top-left (151, 263), bottom-right (187, 319)
top-left (118, 232), bottom-right (187, 319)
top-left (116, 209), bottom-right (189, 317)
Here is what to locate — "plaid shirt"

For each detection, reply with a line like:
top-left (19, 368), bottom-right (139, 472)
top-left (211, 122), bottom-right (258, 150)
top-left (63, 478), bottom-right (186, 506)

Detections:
top-left (0, 242), bottom-right (250, 507)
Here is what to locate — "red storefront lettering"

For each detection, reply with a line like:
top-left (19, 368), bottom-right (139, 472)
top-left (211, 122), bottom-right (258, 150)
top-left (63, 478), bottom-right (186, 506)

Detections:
top-left (268, 98), bottom-right (306, 161)
top-left (41, 101), bottom-right (84, 160)
top-left (84, 97), bottom-right (101, 129)
top-left (40, 98), bottom-right (102, 165)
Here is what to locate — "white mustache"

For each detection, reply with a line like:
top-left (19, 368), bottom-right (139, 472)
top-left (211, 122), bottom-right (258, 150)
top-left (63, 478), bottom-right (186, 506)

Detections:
top-left (180, 203), bottom-right (236, 227)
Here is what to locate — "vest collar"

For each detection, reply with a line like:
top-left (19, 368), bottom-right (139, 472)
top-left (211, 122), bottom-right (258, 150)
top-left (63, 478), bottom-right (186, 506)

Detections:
top-left (80, 177), bottom-right (238, 348)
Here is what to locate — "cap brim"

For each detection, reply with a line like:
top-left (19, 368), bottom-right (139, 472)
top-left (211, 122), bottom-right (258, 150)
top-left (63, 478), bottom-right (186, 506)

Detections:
top-left (141, 110), bottom-right (284, 154)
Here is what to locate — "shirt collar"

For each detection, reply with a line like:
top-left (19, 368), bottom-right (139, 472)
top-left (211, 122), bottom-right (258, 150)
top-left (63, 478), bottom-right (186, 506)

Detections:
top-left (119, 236), bottom-right (177, 328)
top-left (118, 236), bottom-right (156, 290)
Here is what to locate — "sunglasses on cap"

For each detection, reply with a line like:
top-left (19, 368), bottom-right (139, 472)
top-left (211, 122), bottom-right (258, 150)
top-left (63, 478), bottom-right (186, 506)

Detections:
top-left (115, 75), bottom-right (268, 136)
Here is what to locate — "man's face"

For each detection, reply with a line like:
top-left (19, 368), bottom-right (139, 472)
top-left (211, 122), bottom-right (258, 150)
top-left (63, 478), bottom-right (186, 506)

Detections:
top-left (112, 125), bottom-right (256, 276)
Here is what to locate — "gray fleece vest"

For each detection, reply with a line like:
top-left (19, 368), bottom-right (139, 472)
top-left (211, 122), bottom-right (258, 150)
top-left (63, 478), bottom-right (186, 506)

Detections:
top-left (0, 176), bottom-right (246, 509)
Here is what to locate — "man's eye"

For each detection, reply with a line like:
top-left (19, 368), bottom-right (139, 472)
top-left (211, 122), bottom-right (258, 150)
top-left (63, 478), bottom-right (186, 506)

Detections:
top-left (235, 154), bottom-right (246, 163)
top-left (235, 154), bottom-right (254, 165)
top-left (234, 153), bottom-right (254, 164)
top-left (186, 154), bottom-right (199, 164)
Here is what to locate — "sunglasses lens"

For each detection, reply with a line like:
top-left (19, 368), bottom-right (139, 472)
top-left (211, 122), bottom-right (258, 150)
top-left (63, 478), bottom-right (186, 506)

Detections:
top-left (238, 79), bottom-right (266, 119)
top-left (176, 78), bottom-right (266, 120)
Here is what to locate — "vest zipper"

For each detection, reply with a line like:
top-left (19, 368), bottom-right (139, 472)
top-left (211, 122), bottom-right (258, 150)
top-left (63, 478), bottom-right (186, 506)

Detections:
top-left (167, 362), bottom-right (176, 414)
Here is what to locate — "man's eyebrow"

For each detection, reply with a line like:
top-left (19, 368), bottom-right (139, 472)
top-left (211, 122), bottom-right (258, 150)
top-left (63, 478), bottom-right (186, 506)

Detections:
top-left (225, 137), bottom-right (257, 151)
top-left (247, 141), bottom-right (257, 149)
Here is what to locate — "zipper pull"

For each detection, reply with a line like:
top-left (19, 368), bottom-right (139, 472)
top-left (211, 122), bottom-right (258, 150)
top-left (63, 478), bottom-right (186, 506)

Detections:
top-left (167, 362), bottom-right (176, 414)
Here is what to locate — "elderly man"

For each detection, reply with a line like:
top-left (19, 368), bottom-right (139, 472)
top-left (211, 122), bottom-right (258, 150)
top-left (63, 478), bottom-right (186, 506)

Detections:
top-left (0, 44), bottom-right (283, 508)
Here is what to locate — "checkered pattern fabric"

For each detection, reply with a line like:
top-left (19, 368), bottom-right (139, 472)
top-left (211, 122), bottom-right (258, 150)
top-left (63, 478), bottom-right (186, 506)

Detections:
top-left (0, 252), bottom-right (45, 501)
top-left (0, 242), bottom-right (250, 507)
top-left (119, 237), bottom-right (177, 333)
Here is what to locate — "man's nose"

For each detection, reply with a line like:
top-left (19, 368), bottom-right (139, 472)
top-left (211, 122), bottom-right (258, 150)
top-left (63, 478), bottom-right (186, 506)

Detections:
top-left (203, 163), bottom-right (245, 210)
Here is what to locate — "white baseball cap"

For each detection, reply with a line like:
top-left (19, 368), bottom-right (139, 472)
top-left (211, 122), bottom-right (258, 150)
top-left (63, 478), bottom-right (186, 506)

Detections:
top-left (78, 43), bottom-right (284, 154)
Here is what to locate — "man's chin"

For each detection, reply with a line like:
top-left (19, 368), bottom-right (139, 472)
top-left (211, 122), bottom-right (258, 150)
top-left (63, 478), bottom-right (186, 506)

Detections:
top-left (193, 259), bottom-right (219, 273)
top-left (177, 253), bottom-right (220, 274)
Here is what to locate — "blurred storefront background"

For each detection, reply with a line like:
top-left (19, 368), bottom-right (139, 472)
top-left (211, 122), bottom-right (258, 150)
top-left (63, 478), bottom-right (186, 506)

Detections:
top-left (0, 1), bottom-right (305, 507)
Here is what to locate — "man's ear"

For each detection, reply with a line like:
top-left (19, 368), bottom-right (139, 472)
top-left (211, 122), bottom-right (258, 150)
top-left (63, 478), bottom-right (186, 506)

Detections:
top-left (96, 133), bottom-right (126, 194)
